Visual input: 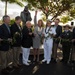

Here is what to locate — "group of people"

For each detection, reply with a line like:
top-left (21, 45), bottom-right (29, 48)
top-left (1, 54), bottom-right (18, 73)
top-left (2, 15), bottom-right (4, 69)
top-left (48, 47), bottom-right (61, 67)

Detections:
top-left (0, 6), bottom-right (32, 74)
top-left (0, 6), bottom-right (75, 74)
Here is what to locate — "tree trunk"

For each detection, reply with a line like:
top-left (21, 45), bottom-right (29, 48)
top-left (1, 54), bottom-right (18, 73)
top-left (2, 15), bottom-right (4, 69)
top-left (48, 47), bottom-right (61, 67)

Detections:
top-left (5, 0), bottom-right (7, 15)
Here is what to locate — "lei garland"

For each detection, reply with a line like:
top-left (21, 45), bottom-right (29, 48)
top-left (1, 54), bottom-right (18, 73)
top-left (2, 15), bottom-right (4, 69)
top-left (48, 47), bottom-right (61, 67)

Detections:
top-left (12, 32), bottom-right (21, 44)
top-left (53, 38), bottom-right (71, 42)
top-left (42, 32), bottom-right (71, 43)
top-left (42, 26), bottom-right (71, 42)
top-left (0, 32), bottom-right (20, 45)
top-left (44, 26), bottom-right (56, 42)
top-left (44, 33), bottom-right (54, 40)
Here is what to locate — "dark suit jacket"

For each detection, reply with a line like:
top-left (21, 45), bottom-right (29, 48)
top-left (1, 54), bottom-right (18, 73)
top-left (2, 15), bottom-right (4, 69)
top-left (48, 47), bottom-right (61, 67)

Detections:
top-left (55, 25), bottom-right (62, 37)
top-left (72, 28), bottom-right (75, 45)
top-left (73, 28), bottom-right (75, 39)
top-left (10, 22), bottom-right (22, 47)
top-left (60, 30), bottom-right (72, 46)
top-left (54, 25), bottom-right (62, 43)
top-left (21, 26), bottom-right (34, 48)
top-left (0, 24), bottom-right (11, 51)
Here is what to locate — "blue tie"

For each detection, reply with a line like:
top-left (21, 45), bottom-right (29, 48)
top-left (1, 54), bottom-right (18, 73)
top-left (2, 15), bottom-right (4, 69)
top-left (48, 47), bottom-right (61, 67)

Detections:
top-left (5, 24), bottom-right (10, 33)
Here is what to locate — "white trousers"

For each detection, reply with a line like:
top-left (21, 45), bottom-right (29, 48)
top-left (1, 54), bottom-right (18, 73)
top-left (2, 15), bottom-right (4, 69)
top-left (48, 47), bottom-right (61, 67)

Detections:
top-left (21, 47), bottom-right (30, 64)
top-left (43, 39), bottom-right (53, 62)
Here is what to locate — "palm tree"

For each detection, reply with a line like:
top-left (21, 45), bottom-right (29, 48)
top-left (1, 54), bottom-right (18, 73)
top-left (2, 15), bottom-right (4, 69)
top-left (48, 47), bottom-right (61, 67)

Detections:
top-left (1, 0), bottom-right (24, 15)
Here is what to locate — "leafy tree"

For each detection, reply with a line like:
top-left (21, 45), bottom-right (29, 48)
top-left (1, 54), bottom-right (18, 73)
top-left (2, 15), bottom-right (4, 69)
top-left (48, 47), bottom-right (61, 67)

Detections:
top-left (22, 0), bottom-right (75, 20)
top-left (1, 0), bottom-right (24, 15)
top-left (10, 19), bottom-right (15, 25)
top-left (68, 3), bottom-right (75, 19)
top-left (60, 16), bottom-right (73, 24)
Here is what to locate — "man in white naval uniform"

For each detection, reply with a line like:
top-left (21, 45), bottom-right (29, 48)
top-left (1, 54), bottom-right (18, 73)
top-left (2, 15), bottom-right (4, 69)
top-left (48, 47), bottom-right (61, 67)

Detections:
top-left (42, 20), bottom-right (56, 64)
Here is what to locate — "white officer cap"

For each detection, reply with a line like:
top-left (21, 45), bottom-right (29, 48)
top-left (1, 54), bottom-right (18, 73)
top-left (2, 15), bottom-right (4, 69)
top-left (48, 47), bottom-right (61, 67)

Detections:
top-left (47, 19), bottom-right (52, 23)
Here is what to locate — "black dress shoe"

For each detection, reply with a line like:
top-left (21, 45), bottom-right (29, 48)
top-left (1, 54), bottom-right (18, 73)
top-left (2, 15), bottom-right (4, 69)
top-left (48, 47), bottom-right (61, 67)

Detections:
top-left (51, 58), bottom-right (54, 61)
top-left (17, 64), bottom-right (22, 67)
top-left (51, 58), bottom-right (57, 63)
top-left (1, 69), bottom-right (9, 74)
top-left (6, 66), bottom-right (14, 72)
top-left (53, 59), bottom-right (57, 63)
top-left (72, 60), bottom-right (75, 63)
top-left (13, 65), bottom-right (19, 69)
top-left (60, 59), bottom-right (64, 62)
top-left (69, 60), bottom-right (75, 64)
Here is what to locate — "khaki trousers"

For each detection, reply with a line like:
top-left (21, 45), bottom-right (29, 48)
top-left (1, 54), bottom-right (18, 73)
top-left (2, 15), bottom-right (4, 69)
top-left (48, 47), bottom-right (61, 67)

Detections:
top-left (0, 51), bottom-right (9, 69)
top-left (7, 49), bottom-right (13, 66)
top-left (12, 47), bottom-right (21, 66)
top-left (52, 42), bottom-right (58, 59)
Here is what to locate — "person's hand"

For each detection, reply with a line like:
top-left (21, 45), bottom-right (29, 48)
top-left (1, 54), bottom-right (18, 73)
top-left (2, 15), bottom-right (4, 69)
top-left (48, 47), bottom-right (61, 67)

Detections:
top-left (29, 32), bottom-right (32, 35)
top-left (8, 38), bottom-right (12, 42)
top-left (34, 33), bottom-right (37, 36)
top-left (49, 33), bottom-right (55, 37)
top-left (72, 39), bottom-right (75, 42)
top-left (0, 38), bottom-right (3, 41)
top-left (58, 37), bottom-right (61, 39)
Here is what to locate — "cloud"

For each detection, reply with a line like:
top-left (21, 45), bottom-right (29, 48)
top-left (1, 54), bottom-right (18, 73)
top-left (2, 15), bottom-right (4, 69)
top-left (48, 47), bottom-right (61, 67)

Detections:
top-left (0, 1), bottom-right (42, 24)
top-left (0, 2), bottom-right (4, 8)
top-left (0, 10), bottom-right (3, 16)
top-left (0, 1), bottom-right (24, 17)
top-left (9, 12), bottom-right (20, 19)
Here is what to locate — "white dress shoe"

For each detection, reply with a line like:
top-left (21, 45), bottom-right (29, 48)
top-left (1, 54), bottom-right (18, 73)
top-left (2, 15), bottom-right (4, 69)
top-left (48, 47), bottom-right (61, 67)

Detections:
top-left (27, 60), bottom-right (31, 63)
top-left (47, 61), bottom-right (50, 64)
top-left (24, 62), bottom-right (29, 66)
top-left (42, 59), bottom-right (46, 62)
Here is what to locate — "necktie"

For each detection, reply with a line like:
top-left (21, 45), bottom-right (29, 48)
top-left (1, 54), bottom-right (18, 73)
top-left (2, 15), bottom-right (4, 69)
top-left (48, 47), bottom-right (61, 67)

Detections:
top-left (5, 24), bottom-right (10, 33)
top-left (17, 25), bottom-right (21, 31)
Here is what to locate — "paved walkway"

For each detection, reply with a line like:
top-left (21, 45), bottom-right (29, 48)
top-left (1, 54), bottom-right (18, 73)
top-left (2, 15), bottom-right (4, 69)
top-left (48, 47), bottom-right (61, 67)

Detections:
top-left (0, 54), bottom-right (75, 75)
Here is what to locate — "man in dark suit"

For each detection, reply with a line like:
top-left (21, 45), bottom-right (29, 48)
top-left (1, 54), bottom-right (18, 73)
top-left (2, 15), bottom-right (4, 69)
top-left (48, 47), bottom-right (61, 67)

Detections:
top-left (0, 15), bottom-right (12, 74)
top-left (72, 27), bottom-right (75, 63)
top-left (52, 18), bottom-right (62, 62)
top-left (21, 21), bottom-right (34, 66)
top-left (60, 25), bottom-right (72, 63)
top-left (10, 16), bottom-right (22, 68)
top-left (0, 38), bottom-right (3, 66)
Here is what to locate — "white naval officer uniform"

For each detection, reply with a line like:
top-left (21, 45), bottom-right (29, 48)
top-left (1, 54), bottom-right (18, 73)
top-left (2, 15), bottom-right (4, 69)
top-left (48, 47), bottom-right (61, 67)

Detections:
top-left (42, 26), bottom-right (56, 64)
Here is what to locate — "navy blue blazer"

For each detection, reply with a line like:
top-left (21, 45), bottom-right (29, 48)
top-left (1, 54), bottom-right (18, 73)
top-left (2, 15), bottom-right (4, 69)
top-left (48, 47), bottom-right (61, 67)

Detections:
top-left (72, 28), bottom-right (75, 45)
top-left (0, 24), bottom-right (11, 51)
top-left (54, 25), bottom-right (62, 43)
top-left (10, 22), bottom-right (22, 47)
